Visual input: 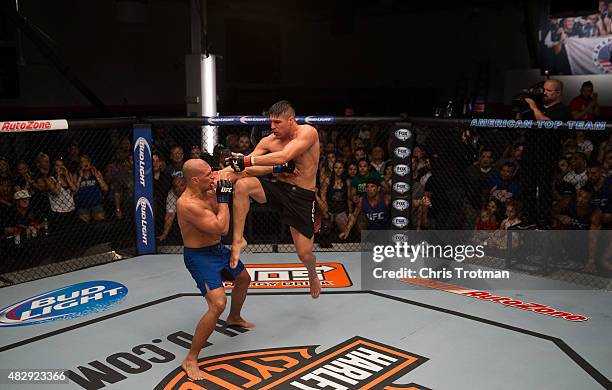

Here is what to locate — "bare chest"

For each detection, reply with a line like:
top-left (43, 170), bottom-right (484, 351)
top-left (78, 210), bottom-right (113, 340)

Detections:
top-left (267, 138), bottom-right (291, 153)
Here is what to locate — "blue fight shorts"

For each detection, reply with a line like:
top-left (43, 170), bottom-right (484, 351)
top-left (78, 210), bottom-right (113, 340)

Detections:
top-left (183, 243), bottom-right (245, 296)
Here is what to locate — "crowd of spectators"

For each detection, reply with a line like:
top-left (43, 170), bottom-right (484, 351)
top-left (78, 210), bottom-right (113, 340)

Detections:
top-left (1, 95), bottom-right (610, 276)
top-left (541, 1), bottom-right (612, 74)
top-left (0, 130), bottom-right (188, 265)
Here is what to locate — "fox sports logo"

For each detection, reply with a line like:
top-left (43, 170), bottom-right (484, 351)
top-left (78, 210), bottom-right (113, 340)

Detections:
top-left (392, 233), bottom-right (408, 243)
top-left (392, 216), bottom-right (408, 228)
top-left (393, 182), bottom-right (410, 194)
top-left (394, 129), bottom-right (412, 141)
top-left (393, 164), bottom-right (409, 177)
top-left (394, 147), bottom-right (411, 159)
top-left (393, 199), bottom-right (409, 211)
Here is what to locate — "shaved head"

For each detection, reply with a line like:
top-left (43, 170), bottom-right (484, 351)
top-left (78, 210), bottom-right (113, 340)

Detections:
top-left (544, 79), bottom-right (563, 92)
top-left (183, 158), bottom-right (211, 182)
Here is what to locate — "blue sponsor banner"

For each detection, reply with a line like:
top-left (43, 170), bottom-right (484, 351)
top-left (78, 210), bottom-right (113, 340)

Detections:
top-left (297, 115), bottom-right (335, 125)
top-left (133, 125), bottom-right (156, 255)
top-left (0, 281), bottom-right (128, 327)
top-left (202, 116), bottom-right (336, 125)
top-left (204, 116), bottom-right (270, 125)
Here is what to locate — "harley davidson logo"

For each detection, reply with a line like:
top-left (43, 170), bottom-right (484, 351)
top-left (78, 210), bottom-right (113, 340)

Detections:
top-left (155, 336), bottom-right (429, 389)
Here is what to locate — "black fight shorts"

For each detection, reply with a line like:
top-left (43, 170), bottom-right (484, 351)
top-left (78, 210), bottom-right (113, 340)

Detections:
top-left (259, 179), bottom-right (315, 239)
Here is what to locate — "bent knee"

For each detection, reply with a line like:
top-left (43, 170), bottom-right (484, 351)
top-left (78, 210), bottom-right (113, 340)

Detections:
top-left (208, 299), bottom-right (226, 314)
top-left (235, 177), bottom-right (258, 192)
top-left (297, 250), bottom-right (315, 262)
top-left (234, 178), bottom-right (250, 192)
top-left (236, 178), bottom-right (265, 202)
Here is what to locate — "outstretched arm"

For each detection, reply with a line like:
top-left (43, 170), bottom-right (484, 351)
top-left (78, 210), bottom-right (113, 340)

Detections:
top-left (247, 136), bottom-right (271, 157)
top-left (158, 212), bottom-right (176, 241)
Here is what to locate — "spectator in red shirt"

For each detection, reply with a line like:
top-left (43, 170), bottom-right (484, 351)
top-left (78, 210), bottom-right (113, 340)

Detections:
top-left (569, 81), bottom-right (600, 121)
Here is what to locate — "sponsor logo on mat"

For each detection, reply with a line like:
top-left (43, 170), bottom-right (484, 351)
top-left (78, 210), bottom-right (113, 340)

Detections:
top-left (224, 263), bottom-right (352, 289)
top-left (155, 336), bottom-right (429, 390)
top-left (67, 323), bottom-right (251, 389)
top-left (401, 278), bottom-right (588, 322)
top-left (0, 281), bottom-right (128, 327)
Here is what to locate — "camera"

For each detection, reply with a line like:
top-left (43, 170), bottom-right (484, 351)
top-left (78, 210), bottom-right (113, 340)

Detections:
top-left (200, 151), bottom-right (218, 169)
top-left (203, 144), bottom-right (232, 170)
top-left (512, 81), bottom-right (544, 114)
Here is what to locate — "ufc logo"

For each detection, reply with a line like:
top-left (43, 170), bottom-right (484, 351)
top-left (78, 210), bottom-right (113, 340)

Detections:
top-left (367, 212), bottom-right (385, 221)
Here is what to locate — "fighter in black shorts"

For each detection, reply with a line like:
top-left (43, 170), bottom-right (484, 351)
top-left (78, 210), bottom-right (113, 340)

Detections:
top-left (258, 177), bottom-right (316, 238)
top-left (225, 100), bottom-right (322, 298)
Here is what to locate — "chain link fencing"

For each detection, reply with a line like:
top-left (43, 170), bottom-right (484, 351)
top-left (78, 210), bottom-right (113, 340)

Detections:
top-left (1, 117), bottom-right (610, 289)
top-left (0, 123), bottom-right (136, 286)
top-left (151, 121), bottom-right (398, 255)
top-left (407, 118), bottom-right (611, 287)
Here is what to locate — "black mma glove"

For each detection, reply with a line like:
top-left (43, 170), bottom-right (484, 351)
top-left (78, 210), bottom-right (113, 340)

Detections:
top-left (273, 160), bottom-right (296, 174)
top-left (216, 179), bottom-right (233, 203)
top-left (225, 154), bottom-right (253, 172)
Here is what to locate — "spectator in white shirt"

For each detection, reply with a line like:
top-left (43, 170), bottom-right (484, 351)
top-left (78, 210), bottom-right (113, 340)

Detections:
top-left (575, 131), bottom-right (594, 160)
top-left (563, 152), bottom-right (588, 191)
top-left (157, 176), bottom-right (186, 242)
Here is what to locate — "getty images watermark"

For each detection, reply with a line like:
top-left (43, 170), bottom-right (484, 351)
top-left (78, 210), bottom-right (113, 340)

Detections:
top-left (368, 234), bottom-right (509, 280)
top-left (361, 230), bottom-right (609, 291)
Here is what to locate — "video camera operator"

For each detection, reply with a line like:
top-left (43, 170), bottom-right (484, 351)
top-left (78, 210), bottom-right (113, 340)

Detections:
top-left (517, 79), bottom-right (571, 121)
top-left (516, 79), bottom-right (571, 227)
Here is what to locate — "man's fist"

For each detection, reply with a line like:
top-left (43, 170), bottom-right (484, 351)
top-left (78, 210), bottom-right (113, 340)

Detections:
top-left (216, 179), bottom-right (233, 203)
top-left (273, 160), bottom-right (296, 174)
top-left (225, 154), bottom-right (252, 172)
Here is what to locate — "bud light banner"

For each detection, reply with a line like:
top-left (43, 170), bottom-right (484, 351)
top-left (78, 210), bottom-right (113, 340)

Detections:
top-left (0, 281), bottom-right (128, 327)
top-left (133, 126), bottom-right (156, 255)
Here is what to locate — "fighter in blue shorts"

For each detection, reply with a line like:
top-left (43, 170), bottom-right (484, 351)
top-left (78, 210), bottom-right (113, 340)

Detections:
top-left (176, 159), bottom-right (254, 381)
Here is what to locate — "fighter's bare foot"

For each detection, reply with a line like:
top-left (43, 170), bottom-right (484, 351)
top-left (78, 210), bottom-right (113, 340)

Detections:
top-left (227, 316), bottom-right (256, 329)
top-left (181, 358), bottom-right (206, 381)
top-left (230, 238), bottom-right (247, 268)
top-left (308, 271), bottom-right (321, 299)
